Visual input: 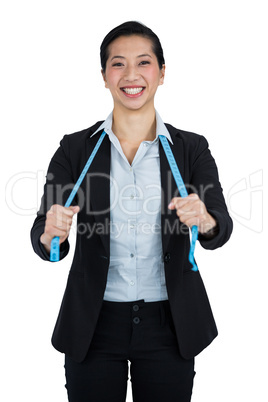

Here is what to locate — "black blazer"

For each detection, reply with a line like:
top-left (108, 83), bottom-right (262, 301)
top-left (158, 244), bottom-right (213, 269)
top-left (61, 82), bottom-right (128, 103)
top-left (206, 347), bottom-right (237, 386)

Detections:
top-left (31, 121), bottom-right (233, 363)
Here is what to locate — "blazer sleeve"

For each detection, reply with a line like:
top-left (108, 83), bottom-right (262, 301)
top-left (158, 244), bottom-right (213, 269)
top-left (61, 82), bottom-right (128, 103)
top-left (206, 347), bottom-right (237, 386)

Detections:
top-left (190, 135), bottom-right (233, 250)
top-left (30, 135), bottom-right (75, 261)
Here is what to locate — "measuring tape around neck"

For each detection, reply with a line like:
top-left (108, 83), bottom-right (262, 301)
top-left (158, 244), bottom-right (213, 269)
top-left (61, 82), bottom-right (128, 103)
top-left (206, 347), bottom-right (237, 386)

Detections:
top-left (50, 130), bottom-right (198, 270)
top-left (159, 135), bottom-right (198, 271)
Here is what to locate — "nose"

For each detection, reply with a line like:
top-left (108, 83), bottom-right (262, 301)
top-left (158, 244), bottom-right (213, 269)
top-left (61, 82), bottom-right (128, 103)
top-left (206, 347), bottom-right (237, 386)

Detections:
top-left (124, 64), bottom-right (139, 81)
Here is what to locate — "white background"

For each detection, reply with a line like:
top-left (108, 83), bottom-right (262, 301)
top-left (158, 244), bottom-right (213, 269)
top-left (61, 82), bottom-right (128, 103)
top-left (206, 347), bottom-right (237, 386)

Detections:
top-left (1, 0), bottom-right (267, 400)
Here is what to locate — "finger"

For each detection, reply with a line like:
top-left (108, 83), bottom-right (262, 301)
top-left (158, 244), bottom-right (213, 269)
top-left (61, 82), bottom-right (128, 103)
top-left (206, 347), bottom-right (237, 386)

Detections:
top-left (177, 202), bottom-right (197, 214)
top-left (188, 193), bottom-right (199, 199)
top-left (50, 204), bottom-right (77, 217)
top-left (183, 217), bottom-right (199, 228)
top-left (45, 219), bottom-right (71, 237)
top-left (47, 211), bottom-right (72, 226)
top-left (47, 226), bottom-right (69, 238)
top-left (54, 219), bottom-right (72, 232)
top-left (168, 194), bottom-right (199, 210)
top-left (168, 197), bottom-right (184, 209)
top-left (181, 208), bottom-right (210, 227)
top-left (176, 209), bottom-right (199, 227)
top-left (180, 216), bottom-right (203, 229)
top-left (69, 205), bottom-right (80, 214)
top-left (48, 205), bottom-right (65, 226)
top-left (48, 205), bottom-right (78, 227)
top-left (46, 217), bottom-right (72, 235)
top-left (168, 200), bottom-right (176, 209)
top-left (177, 209), bottom-right (198, 220)
top-left (179, 201), bottom-right (205, 218)
top-left (177, 194), bottom-right (199, 207)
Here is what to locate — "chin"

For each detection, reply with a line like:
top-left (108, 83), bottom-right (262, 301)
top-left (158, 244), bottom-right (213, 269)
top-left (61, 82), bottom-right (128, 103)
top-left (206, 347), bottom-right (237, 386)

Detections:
top-left (121, 99), bottom-right (153, 112)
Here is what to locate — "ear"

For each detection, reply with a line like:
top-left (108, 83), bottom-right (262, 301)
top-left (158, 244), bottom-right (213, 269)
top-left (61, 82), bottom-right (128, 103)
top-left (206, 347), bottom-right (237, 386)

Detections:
top-left (159, 65), bottom-right (166, 86)
top-left (101, 69), bottom-right (108, 88)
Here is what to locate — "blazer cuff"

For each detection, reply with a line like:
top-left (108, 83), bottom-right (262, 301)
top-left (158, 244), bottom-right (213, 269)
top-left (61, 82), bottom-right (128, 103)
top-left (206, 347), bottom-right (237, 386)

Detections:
top-left (38, 237), bottom-right (70, 261)
top-left (198, 209), bottom-right (232, 250)
top-left (198, 222), bottom-right (219, 240)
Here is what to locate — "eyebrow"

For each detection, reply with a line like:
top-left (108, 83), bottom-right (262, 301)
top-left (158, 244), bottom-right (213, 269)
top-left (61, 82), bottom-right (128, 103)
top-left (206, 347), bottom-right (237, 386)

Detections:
top-left (111, 53), bottom-right (152, 61)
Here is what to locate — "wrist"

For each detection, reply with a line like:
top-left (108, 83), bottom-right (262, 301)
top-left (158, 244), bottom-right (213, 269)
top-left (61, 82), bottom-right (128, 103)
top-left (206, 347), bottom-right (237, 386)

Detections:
top-left (40, 234), bottom-right (51, 253)
top-left (199, 218), bottom-right (219, 239)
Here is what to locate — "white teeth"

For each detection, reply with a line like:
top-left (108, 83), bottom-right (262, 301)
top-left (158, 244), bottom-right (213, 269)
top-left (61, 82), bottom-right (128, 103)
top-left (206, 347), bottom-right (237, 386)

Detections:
top-left (123, 87), bottom-right (144, 95)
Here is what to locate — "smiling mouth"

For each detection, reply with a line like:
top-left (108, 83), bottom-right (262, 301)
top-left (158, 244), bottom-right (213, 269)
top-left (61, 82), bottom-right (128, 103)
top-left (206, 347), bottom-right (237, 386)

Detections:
top-left (121, 87), bottom-right (145, 95)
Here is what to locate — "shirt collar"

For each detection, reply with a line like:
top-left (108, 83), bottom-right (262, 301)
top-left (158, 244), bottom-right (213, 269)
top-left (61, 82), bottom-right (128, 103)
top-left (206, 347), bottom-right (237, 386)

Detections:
top-left (90, 110), bottom-right (173, 144)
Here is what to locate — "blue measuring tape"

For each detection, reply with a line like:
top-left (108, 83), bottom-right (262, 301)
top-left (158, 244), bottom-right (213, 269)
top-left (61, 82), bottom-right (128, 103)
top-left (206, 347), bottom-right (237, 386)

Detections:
top-left (50, 131), bottom-right (107, 261)
top-left (159, 135), bottom-right (198, 271)
top-left (50, 129), bottom-right (198, 270)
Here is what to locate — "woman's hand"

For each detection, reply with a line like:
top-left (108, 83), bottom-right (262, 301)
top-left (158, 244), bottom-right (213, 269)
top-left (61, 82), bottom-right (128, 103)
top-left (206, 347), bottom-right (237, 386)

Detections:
top-left (168, 193), bottom-right (217, 235)
top-left (40, 204), bottom-right (80, 253)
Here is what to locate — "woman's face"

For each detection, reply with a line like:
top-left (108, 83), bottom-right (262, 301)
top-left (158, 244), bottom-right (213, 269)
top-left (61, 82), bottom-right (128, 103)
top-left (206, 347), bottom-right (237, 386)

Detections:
top-left (102, 35), bottom-right (165, 112)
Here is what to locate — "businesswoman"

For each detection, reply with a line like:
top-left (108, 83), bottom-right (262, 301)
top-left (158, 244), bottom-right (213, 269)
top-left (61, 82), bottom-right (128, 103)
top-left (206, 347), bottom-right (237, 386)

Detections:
top-left (31, 21), bottom-right (233, 402)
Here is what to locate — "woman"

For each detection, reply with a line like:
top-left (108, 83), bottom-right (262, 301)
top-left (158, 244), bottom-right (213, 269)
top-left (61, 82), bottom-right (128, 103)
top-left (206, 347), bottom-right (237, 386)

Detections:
top-left (31, 21), bottom-right (233, 402)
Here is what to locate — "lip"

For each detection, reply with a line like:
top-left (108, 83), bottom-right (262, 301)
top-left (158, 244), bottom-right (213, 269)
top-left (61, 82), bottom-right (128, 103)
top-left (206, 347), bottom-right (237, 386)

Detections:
top-left (120, 86), bottom-right (146, 98)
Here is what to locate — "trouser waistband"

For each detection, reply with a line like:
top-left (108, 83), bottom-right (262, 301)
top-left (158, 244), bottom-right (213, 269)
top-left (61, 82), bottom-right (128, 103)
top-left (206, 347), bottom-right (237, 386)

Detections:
top-left (101, 299), bottom-right (171, 327)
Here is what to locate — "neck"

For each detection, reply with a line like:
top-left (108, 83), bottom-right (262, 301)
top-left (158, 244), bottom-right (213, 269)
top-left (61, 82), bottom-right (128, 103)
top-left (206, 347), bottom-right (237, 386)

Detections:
top-left (112, 105), bottom-right (156, 144)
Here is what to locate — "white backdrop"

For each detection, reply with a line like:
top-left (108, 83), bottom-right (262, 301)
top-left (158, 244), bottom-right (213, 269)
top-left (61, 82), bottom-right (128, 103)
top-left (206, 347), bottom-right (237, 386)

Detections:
top-left (1, 0), bottom-right (267, 400)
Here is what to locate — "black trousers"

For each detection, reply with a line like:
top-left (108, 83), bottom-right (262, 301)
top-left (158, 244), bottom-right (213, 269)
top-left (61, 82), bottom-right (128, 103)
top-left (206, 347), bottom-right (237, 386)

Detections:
top-left (65, 299), bottom-right (195, 402)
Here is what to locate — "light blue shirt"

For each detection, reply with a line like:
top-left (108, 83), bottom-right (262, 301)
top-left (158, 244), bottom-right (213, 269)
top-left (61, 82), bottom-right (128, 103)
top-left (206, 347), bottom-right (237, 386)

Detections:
top-left (91, 111), bottom-right (173, 302)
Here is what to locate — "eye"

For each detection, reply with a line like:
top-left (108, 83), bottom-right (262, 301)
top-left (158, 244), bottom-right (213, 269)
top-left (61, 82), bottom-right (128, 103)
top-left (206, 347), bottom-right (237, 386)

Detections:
top-left (139, 60), bottom-right (150, 65)
top-left (112, 62), bottom-right (124, 67)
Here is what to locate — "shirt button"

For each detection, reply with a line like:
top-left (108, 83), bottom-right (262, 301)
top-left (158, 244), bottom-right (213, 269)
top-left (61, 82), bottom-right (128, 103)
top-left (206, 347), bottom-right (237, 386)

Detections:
top-left (130, 194), bottom-right (135, 199)
top-left (130, 253), bottom-right (134, 258)
top-left (130, 280), bottom-right (135, 286)
top-left (133, 317), bottom-right (140, 324)
top-left (133, 305), bottom-right (139, 312)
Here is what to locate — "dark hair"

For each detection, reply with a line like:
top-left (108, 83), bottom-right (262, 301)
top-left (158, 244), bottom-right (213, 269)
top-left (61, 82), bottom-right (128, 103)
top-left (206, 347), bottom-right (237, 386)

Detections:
top-left (100, 21), bottom-right (165, 73)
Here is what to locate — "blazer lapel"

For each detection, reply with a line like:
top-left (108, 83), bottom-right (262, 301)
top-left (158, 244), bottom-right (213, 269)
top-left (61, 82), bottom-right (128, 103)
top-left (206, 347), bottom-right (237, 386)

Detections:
top-left (160, 126), bottom-right (185, 254)
top-left (85, 131), bottom-right (111, 257)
